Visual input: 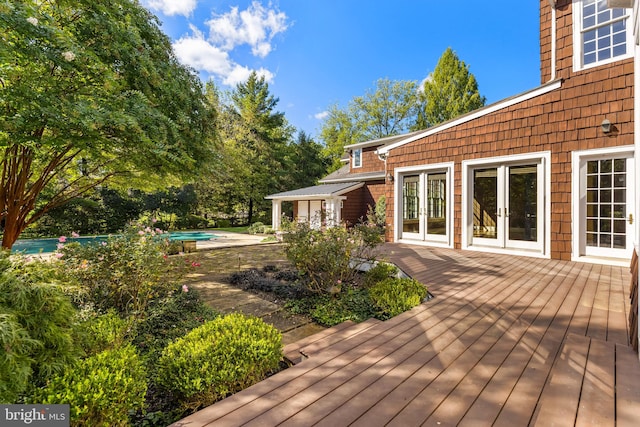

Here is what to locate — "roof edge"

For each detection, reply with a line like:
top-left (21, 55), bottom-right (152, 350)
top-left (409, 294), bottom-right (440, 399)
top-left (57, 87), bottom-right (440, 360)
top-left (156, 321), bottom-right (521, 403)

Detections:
top-left (319, 172), bottom-right (385, 184)
top-left (265, 182), bottom-right (364, 200)
top-left (377, 79), bottom-right (563, 155)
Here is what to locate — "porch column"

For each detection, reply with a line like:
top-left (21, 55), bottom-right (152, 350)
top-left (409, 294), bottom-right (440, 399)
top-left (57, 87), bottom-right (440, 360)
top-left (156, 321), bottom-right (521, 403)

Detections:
top-left (271, 199), bottom-right (282, 230)
top-left (324, 198), bottom-right (342, 227)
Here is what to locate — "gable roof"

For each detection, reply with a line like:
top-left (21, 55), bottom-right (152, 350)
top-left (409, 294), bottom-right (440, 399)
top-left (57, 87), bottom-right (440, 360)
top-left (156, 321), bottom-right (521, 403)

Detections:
top-left (265, 182), bottom-right (364, 200)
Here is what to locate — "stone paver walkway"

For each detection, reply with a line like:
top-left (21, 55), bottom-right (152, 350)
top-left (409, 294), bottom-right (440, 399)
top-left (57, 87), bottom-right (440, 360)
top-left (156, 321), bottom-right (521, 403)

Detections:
top-left (180, 238), bottom-right (326, 345)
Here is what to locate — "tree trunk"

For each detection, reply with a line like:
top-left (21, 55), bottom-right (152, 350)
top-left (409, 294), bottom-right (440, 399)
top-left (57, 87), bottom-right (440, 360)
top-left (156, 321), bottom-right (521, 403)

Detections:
top-left (1, 205), bottom-right (24, 250)
top-left (248, 198), bottom-right (254, 224)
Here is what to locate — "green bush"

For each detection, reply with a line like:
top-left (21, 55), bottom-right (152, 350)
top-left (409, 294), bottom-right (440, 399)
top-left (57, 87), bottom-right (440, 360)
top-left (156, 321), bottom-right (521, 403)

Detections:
top-left (247, 222), bottom-right (266, 234)
top-left (0, 314), bottom-right (40, 403)
top-left (216, 219), bottom-right (231, 228)
top-left (76, 310), bottom-right (131, 357)
top-left (31, 345), bottom-right (147, 427)
top-left (156, 313), bottom-right (282, 410)
top-left (369, 277), bottom-right (427, 318)
top-left (174, 214), bottom-right (210, 230)
top-left (58, 225), bottom-right (173, 317)
top-left (363, 262), bottom-right (398, 288)
top-left (0, 252), bottom-right (79, 400)
top-left (305, 288), bottom-right (376, 326)
top-left (282, 222), bottom-right (383, 294)
top-left (133, 285), bottom-right (218, 364)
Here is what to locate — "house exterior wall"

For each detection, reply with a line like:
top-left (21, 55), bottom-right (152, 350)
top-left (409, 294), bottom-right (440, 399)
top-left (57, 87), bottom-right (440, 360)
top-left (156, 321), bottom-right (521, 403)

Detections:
top-left (341, 180), bottom-right (385, 225)
top-left (350, 146), bottom-right (385, 174)
top-left (384, 0), bottom-right (634, 261)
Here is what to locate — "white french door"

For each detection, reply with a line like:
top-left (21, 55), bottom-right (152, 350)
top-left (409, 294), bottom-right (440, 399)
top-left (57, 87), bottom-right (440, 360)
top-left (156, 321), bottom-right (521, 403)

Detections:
top-left (400, 169), bottom-right (450, 245)
top-left (577, 153), bottom-right (635, 259)
top-left (470, 161), bottom-right (544, 252)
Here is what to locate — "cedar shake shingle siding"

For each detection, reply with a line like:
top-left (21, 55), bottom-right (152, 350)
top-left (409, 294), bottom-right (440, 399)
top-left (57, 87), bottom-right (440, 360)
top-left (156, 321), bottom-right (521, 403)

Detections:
top-left (384, 0), bottom-right (634, 260)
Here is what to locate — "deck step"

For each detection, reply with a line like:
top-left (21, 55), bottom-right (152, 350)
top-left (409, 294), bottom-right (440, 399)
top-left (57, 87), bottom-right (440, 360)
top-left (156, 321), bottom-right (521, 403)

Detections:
top-left (283, 318), bottom-right (382, 364)
top-left (533, 333), bottom-right (640, 426)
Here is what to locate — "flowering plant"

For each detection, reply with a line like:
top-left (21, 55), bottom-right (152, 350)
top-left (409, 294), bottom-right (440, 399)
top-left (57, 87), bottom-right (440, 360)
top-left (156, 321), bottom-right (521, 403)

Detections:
top-left (56, 224), bottom-right (173, 317)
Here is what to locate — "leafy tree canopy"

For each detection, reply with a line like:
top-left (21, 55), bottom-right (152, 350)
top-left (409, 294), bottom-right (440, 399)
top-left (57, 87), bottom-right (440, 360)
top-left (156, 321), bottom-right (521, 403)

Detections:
top-left (415, 47), bottom-right (486, 129)
top-left (0, 0), bottom-right (216, 249)
top-left (320, 78), bottom-right (418, 171)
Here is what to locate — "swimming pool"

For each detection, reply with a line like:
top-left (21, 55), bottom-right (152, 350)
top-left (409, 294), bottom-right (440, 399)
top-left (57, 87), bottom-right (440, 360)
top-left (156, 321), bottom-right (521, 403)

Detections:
top-left (12, 231), bottom-right (219, 254)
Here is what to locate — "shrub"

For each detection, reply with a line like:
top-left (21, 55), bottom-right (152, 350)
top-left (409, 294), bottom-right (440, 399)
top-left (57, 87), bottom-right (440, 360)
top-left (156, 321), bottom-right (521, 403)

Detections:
top-left (132, 285), bottom-right (218, 364)
top-left (31, 345), bottom-right (147, 427)
top-left (58, 225), bottom-right (173, 317)
top-left (76, 310), bottom-right (131, 357)
top-left (156, 313), bottom-right (282, 410)
top-left (363, 262), bottom-right (399, 288)
top-left (0, 314), bottom-right (40, 403)
top-left (306, 288), bottom-right (376, 326)
top-left (247, 222), bottom-right (266, 234)
top-left (0, 252), bottom-right (79, 399)
top-left (369, 278), bottom-right (427, 318)
top-left (216, 219), bottom-right (231, 228)
top-left (282, 222), bottom-right (383, 294)
top-left (174, 214), bottom-right (209, 230)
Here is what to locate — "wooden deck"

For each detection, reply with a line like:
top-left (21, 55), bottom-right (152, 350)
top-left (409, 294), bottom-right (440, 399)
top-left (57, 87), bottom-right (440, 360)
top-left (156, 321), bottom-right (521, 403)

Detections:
top-left (172, 245), bottom-right (640, 427)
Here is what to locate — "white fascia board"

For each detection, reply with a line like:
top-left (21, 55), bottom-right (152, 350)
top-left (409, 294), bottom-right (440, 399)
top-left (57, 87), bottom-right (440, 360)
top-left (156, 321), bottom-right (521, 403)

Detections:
top-left (377, 80), bottom-right (563, 156)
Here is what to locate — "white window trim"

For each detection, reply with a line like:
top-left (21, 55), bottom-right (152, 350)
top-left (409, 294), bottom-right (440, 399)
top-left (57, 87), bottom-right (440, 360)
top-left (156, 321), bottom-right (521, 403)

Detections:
top-left (461, 151), bottom-right (551, 259)
top-left (352, 148), bottom-right (362, 168)
top-left (571, 145), bottom-right (635, 266)
top-left (393, 162), bottom-right (454, 248)
top-left (572, 0), bottom-right (634, 72)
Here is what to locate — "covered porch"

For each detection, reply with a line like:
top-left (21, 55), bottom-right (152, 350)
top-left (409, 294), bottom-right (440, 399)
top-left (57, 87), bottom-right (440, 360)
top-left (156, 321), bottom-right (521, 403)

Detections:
top-left (266, 182), bottom-right (363, 230)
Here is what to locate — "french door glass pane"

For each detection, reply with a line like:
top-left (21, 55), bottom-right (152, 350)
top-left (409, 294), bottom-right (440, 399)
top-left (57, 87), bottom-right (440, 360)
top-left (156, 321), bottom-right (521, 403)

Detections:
top-left (473, 169), bottom-right (497, 239)
top-left (586, 159), bottom-right (626, 249)
top-left (427, 173), bottom-right (446, 235)
top-left (402, 176), bottom-right (420, 233)
top-left (508, 165), bottom-right (538, 242)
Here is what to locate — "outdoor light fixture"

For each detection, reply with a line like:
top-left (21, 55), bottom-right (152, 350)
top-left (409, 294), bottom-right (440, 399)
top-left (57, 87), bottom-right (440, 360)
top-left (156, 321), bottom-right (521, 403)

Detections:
top-left (601, 119), bottom-right (611, 134)
top-left (387, 173), bottom-right (394, 183)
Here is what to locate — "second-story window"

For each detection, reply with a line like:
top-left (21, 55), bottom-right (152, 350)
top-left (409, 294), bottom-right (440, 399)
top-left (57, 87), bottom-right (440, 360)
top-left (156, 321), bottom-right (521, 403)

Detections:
top-left (353, 148), bottom-right (362, 168)
top-left (574, 0), bottom-right (632, 70)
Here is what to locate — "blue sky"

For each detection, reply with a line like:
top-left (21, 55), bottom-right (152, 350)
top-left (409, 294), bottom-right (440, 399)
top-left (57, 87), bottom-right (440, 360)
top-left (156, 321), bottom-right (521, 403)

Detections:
top-left (141, 1), bottom-right (541, 138)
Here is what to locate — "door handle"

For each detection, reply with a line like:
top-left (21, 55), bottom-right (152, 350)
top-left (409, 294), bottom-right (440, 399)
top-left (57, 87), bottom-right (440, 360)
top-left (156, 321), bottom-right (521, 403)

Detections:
top-left (629, 213), bottom-right (634, 224)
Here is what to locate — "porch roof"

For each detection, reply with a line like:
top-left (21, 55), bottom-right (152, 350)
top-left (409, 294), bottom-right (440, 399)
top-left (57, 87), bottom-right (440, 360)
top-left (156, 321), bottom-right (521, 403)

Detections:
top-left (265, 182), bottom-right (364, 201)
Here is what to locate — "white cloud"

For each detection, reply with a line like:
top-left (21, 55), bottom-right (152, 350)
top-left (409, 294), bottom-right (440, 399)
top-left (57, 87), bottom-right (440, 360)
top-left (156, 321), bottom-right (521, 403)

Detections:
top-left (223, 65), bottom-right (274, 86)
top-left (314, 111), bottom-right (329, 120)
top-left (173, 27), bottom-right (233, 76)
top-left (206, 1), bottom-right (289, 58)
top-left (172, 25), bottom-right (274, 87)
top-left (144, 0), bottom-right (198, 17)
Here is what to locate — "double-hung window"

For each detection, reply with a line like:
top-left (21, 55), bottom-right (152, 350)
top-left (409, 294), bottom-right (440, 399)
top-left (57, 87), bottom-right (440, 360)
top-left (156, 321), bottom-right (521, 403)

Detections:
top-left (573, 0), bottom-right (632, 70)
top-left (352, 148), bottom-right (362, 168)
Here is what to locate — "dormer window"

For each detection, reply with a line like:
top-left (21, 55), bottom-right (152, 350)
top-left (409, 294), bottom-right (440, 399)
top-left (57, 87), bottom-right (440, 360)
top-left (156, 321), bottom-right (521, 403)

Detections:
top-left (352, 148), bottom-right (362, 168)
top-left (573, 0), bottom-right (632, 71)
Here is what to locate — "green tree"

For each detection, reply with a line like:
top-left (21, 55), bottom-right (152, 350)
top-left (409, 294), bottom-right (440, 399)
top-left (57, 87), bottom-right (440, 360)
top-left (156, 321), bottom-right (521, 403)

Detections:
top-left (320, 78), bottom-right (419, 170)
top-left (0, 0), bottom-right (216, 249)
top-left (352, 78), bottom-right (419, 140)
top-left (319, 105), bottom-right (361, 172)
top-left (287, 131), bottom-right (330, 189)
top-left (414, 47), bottom-right (486, 129)
top-left (227, 72), bottom-right (294, 223)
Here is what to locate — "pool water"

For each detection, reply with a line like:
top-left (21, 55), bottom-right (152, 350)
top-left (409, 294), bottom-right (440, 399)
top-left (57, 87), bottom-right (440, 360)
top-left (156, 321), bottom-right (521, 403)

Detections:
top-left (12, 231), bottom-right (219, 254)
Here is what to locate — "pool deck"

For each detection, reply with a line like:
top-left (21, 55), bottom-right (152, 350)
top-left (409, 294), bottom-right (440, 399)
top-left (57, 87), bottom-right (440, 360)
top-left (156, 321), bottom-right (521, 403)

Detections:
top-left (194, 230), bottom-right (274, 250)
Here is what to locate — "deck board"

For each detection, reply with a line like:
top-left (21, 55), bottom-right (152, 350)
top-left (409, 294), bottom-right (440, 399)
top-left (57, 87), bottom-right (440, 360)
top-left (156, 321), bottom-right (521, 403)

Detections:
top-left (171, 245), bottom-right (640, 427)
